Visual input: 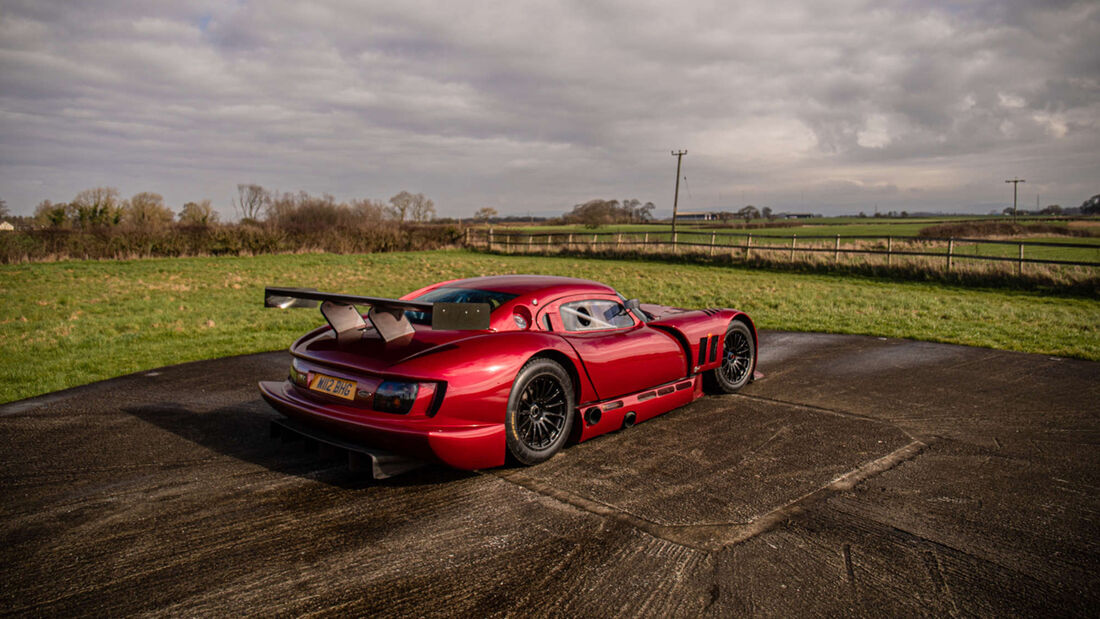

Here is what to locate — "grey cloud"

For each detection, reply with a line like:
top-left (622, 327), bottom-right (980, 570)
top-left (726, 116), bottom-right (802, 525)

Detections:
top-left (0, 0), bottom-right (1096, 218)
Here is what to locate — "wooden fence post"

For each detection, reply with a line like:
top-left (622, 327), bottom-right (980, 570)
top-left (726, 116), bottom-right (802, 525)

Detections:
top-left (488, 228), bottom-right (494, 251)
top-left (527, 235), bottom-right (533, 252)
top-left (1018, 243), bottom-right (1024, 275)
top-left (834, 235), bottom-right (840, 263)
top-left (464, 227), bottom-right (470, 247)
top-left (710, 232), bottom-right (716, 256)
top-left (790, 234), bottom-right (796, 260)
top-left (617, 234), bottom-right (622, 250)
top-left (947, 238), bottom-right (954, 271)
top-left (887, 236), bottom-right (892, 266)
top-left (746, 234), bottom-right (753, 259)
top-left (567, 233), bottom-right (573, 251)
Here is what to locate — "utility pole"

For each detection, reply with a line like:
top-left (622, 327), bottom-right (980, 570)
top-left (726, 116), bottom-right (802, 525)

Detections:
top-left (1005, 178), bottom-right (1025, 221)
top-left (671, 150), bottom-right (687, 242)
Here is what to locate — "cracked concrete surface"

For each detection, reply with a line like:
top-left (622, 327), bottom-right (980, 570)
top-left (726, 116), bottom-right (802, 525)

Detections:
top-left (1, 331), bottom-right (1097, 616)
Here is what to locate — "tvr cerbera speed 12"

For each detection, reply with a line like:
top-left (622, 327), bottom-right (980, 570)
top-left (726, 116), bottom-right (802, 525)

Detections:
top-left (259, 275), bottom-right (758, 471)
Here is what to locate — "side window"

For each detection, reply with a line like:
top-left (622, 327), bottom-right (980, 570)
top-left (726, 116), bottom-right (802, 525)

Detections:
top-left (559, 299), bottom-right (635, 332)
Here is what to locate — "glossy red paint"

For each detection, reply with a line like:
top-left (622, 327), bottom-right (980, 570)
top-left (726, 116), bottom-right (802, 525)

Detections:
top-left (259, 274), bottom-right (758, 470)
top-left (534, 293), bottom-right (684, 400)
top-left (259, 381), bottom-right (506, 469)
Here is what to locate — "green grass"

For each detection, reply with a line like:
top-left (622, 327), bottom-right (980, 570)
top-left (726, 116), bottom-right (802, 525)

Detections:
top-left (1, 250), bottom-right (1097, 404)
top-left (494, 225), bottom-right (1100, 263)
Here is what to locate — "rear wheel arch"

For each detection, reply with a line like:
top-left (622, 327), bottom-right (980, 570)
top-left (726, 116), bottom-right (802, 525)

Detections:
top-left (526, 349), bottom-right (584, 408)
top-left (505, 356), bottom-right (576, 465)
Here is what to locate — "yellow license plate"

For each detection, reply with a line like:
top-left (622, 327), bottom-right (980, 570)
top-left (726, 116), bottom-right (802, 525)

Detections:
top-left (309, 373), bottom-right (356, 400)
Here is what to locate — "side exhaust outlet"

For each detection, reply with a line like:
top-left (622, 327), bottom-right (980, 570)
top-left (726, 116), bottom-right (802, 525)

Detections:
top-left (584, 407), bottom-right (602, 427)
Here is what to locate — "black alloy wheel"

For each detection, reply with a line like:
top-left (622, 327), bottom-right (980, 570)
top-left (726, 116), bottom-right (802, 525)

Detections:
top-left (705, 320), bottom-right (756, 394)
top-left (505, 359), bottom-right (574, 465)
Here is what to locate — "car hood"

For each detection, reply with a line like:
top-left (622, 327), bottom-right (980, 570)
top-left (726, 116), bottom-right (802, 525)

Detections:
top-left (639, 303), bottom-right (693, 321)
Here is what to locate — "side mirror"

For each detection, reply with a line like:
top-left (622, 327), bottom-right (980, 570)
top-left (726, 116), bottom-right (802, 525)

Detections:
top-left (623, 298), bottom-right (646, 322)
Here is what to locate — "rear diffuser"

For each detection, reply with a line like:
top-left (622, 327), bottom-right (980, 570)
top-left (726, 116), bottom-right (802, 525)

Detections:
top-left (270, 417), bottom-right (425, 479)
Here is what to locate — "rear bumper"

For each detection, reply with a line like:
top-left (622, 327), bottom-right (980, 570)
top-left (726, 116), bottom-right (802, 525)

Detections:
top-left (258, 380), bottom-right (506, 470)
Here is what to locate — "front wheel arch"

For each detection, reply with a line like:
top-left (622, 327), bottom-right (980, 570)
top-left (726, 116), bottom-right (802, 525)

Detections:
top-left (704, 318), bottom-right (757, 394)
top-left (732, 314), bottom-right (758, 364)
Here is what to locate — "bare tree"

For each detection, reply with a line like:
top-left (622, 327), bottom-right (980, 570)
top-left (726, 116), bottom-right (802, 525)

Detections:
top-left (352, 198), bottom-right (388, 225)
top-left (264, 191), bottom-right (302, 225)
top-left (474, 207), bottom-right (498, 223)
top-left (0, 198), bottom-right (8, 219)
top-left (125, 192), bottom-right (174, 229)
top-left (179, 199), bottom-right (219, 226)
top-left (621, 198), bottom-right (640, 222)
top-left (387, 191), bottom-right (436, 222)
top-left (761, 206), bottom-right (773, 220)
top-left (569, 199), bottom-right (620, 229)
top-left (387, 191), bottom-right (413, 222)
top-left (410, 194), bottom-right (436, 222)
top-left (564, 198), bottom-right (655, 227)
top-left (234, 184), bottom-right (269, 221)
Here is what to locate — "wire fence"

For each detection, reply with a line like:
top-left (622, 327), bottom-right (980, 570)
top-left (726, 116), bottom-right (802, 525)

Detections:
top-left (465, 228), bottom-right (1100, 277)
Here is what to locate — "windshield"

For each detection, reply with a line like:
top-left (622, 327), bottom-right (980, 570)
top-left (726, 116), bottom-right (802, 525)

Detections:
top-left (405, 287), bottom-right (517, 325)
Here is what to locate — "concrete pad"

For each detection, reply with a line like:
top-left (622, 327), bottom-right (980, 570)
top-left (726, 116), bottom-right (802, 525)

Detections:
top-left (507, 396), bottom-right (912, 526)
top-left (1, 332), bottom-right (1098, 615)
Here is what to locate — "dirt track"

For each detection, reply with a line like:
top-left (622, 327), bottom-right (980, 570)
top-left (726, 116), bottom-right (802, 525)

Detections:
top-left (1, 332), bottom-right (1098, 616)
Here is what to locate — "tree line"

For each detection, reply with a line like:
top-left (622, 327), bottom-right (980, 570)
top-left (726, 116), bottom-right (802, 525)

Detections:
top-left (23, 185), bottom-right (440, 231)
top-left (0, 185), bottom-right (460, 263)
top-left (563, 199), bottom-right (657, 228)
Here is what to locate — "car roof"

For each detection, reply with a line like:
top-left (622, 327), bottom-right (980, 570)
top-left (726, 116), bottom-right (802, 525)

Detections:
top-left (445, 274), bottom-right (617, 298)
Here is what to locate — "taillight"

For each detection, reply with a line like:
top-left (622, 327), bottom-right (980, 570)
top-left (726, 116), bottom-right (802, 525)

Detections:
top-left (289, 358), bottom-right (308, 387)
top-left (373, 381), bottom-right (419, 414)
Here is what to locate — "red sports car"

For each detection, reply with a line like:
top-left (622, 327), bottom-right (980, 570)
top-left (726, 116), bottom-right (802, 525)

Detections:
top-left (259, 275), bottom-right (757, 473)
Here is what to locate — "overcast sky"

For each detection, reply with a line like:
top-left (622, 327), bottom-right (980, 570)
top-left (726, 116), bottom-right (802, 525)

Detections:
top-left (1, 0), bottom-right (1097, 219)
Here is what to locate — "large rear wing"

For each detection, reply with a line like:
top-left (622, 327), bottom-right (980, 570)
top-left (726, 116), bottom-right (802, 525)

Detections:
top-left (264, 286), bottom-right (490, 344)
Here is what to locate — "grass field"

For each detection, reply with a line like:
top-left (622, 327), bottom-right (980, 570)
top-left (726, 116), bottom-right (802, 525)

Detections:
top-left (510, 216), bottom-right (1097, 237)
top-left (493, 225), bottom-right (1100, 264)
top-left (1, 250), bottom-right (1098, 404)
top-left (514, 222), bottom-right (942, 236)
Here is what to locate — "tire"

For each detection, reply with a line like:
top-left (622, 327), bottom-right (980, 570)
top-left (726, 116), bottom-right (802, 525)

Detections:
top-left (705, 320), bottom-right (756, 394)
top-left (505, 358), bottom-right (575, 465)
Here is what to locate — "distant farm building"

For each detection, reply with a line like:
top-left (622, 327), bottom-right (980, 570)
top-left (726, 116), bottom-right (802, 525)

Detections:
top-left (0, 221), bottom-right (14, 232)
top-left (779, 212), bottom-right (816, 219)
top-left (676, 211), bottom-right (717, 221)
